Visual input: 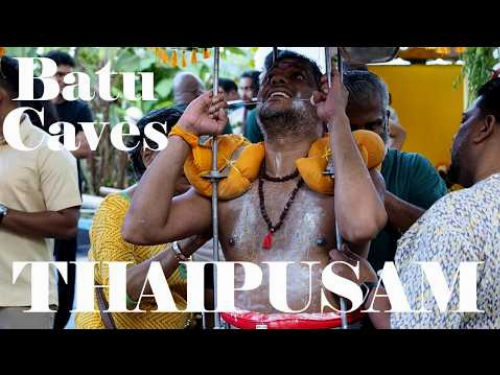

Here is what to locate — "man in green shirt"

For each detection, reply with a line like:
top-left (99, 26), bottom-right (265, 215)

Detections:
top-left (244, 108), bottom-right (261, 142)
top-left (343, 70), bottom-right (447, 271)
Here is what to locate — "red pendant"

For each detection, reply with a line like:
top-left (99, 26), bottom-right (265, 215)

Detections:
top-left (262, 232), bottom-right (273, 250)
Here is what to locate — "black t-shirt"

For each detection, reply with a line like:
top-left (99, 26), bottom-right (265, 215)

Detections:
top-left (55, 100), bottom-right (94, 193)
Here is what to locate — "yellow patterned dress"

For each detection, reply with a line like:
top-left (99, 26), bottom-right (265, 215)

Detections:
top-left (75, 192), bottom-right (190, 329)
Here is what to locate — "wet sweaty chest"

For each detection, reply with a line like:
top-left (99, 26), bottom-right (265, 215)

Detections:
top-left (218, 180), bottom-right (337, 264)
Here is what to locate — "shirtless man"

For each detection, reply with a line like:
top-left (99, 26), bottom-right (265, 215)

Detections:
top-left (123, 52), bottom-right (387, 322)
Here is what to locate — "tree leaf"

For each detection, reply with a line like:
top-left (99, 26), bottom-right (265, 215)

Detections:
top-left (155, 77), bottom-right (173, 98)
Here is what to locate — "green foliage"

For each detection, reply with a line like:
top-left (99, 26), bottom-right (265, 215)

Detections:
top-left (3, 46), bottom-right (256, 191)
top-left (462, 47), bottom-right (498, 106)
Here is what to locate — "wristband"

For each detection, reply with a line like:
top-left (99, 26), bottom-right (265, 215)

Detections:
top-left (0, 204), bottom-right (8, 226)
top-left (171, 241), bottom-right (190, 262)
top-left (169, 124), bottom-right (199, 148)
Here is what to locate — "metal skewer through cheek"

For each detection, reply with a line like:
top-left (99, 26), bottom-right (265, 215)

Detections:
top-left (325, 47), bottom-right (349, 329)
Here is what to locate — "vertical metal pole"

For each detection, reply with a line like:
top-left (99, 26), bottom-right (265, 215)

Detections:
top-left (273, 47), bottom-right (279, 64)
top-left (337, 48), bottom-right (344, 79)
top-left (325, 47), bottom-right (333, 87)
top-left (326, 47), bottom-right (349, 329)
top-left (210, 47), bottom-right (223, 329)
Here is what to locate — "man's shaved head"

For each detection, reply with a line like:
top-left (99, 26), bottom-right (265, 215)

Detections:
top-left (173, 72), bottom-right (205, 106)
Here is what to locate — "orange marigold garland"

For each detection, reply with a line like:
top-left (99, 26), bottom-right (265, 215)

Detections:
top-left (181, 50), bottom-right (187, 67)
top-left (171, 49), bottom-right (178, 67)
top-left (190, 49), bottom-right (198, 65)
top-left (151, 47), bottom-right (212, 68)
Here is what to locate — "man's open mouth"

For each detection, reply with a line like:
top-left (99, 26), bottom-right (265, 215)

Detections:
top-left (265, 89), bottom-right (293, 101)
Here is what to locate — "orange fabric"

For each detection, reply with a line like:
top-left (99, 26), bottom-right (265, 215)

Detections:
top-left (296, 130), bottom-right (386, 195)
top-left (184, 135), bottom-right (262, 200)
top-left (353, 130), bottom-right (386, 169)
top-left (185, 131), bottom-right (385, 199)
top-left (168, 125), bottom-right (200, 148)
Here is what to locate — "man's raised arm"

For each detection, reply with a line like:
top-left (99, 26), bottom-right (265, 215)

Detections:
top-left (315, 70), bottom-right (387, 247)
top-left (122, 92), bottom-right (228, 245)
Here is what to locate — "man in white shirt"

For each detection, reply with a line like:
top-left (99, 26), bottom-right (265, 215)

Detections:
top-left (331, 77), bottom-right (500, 329)
top-left (0, 56), bottom-right (81, 329)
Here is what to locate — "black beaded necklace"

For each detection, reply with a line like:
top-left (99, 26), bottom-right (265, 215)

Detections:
top-left (258, 164), bottom-right (304, 250)
top-left (262, 168), bottom-right (300, 183)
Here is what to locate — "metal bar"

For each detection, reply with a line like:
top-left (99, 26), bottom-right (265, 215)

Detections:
top-left (227, 98), bottom-right (310, 109)
top-left (326, 46), bottom-right (349, 329)
top-left (337, 48), bottom-right (344, 82)
top-left (212, 47), bottom-right (220, 96)
top-left (210, 47), bottom-right (223, 329)
top-left (227, 98), bottom-right (258, 108)
top-left (273, 47), bottom-right (279, 64)
top-left (325, 47), bottom-right (333, 87)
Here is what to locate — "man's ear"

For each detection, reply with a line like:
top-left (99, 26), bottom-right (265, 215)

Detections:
top-left (386, 110), bottom-right (392, 134)
top-left (473, 114), bottom-right (497, 144)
